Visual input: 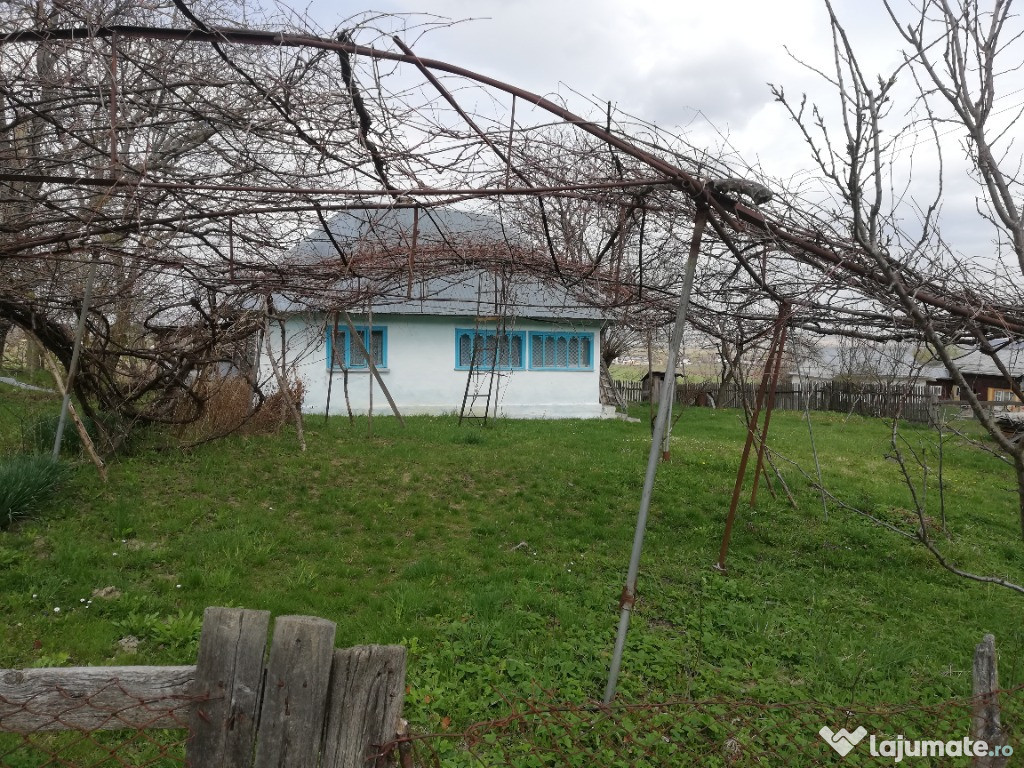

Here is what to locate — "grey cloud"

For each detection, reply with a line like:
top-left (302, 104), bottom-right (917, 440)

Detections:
top-left (603, 50), bottom-right (777, 130)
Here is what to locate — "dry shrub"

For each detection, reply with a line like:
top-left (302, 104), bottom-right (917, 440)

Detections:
top-left (175, 375), bottom-right (305, 444)
top-left (246, 378), bottom-right (305, 435)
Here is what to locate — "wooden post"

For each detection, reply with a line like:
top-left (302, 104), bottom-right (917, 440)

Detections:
top-left (321, 645), bottom-right (407, 768)
top-left (40, 351), bottom-right (107, 480)
top-left (3, 609), bottom-right (407, 768)
top-left (253, 616), bottom-right (337, 768)
top-left (972, 634), bottom-right (1008, 768)
top-left (187, 607), bottom-right (270, 768)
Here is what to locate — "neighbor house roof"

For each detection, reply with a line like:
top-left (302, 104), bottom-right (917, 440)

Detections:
top-left (269, 207), bottom-right (609, 322)
top-left (925, 341), bottom-right (1024, 380)
top-left (640, 369), bottom-right (686, 381)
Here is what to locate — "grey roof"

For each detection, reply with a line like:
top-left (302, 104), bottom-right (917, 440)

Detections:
top-left (274, 208), bottom-right (608, 322)
top-left (925, 341), bottom-right (1024, 380)
top-left (790, 343), bottom-right (925, 383)
top-left (364, 269), bottom-right (606, 321)
top-left (290, 207), bottom-right (520, 264)
top-left (273, 268), bottom-right (606, 322)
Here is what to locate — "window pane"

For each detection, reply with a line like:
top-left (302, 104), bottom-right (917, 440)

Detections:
top-left (348, 328), bottom-right (385, 368)
top-left (484, 334), bottom-right (498, 368)
top-left (350, 333), bottom-right (367, 367)
top-left (510, 334), bottom-right (523, 367)
top-left (330, 329), bottom-right (347, 368)
top-left (370, 330), bottom-right (384, 366)
top-left (497, 334), bottom-right (509, 367)
top-left (530, 333), bottom-right (591, 369)
top-left (459, 332), bottom-right (473, 367)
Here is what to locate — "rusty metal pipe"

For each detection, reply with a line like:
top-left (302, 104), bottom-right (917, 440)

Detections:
top-left (749, 305), bottom-right (791, 508)
top-left (715, 310), bottom-right (786, 572)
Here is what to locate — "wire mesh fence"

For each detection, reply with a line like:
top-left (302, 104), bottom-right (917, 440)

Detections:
top-left (1, 729), bottom-right (189, 768)
top-left (5, 680), bottom-right (1019, 767)
top-left (1, 617), bottom-right (1017, 767)
top-left (396, 686), bottom-right (1022, 767)
top-left (613, 380), bottom-right (939, 423)
top-left (0, 676), bottom-right (201, 768)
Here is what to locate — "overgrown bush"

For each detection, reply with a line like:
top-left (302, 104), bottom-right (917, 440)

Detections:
top-left (249, 378), bottom-right (304, 433)
top-left (174, 375), bottom-right (304, 444)
top-left (0, 454), bottom-right (68, 528)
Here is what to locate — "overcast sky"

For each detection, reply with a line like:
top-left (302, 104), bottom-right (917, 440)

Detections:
top-left (279, 0), bottom-right (1017, 258)
top-left (289, 1), bottom-right (911, 176)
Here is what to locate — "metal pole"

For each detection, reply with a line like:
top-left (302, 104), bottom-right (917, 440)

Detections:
top-left (604, 208), bottom-right (706, 704)
top-left (52, 255), bottom-right (99, 460)
top-left (661, 391), bottom-right (673, 461)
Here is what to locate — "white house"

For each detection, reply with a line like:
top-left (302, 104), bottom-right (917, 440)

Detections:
top-left (258, 208), bottom-right (610, 419)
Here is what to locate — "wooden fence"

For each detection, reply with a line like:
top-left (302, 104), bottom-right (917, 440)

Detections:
top-left (0, 609), bottom-right (1013, 767)
top-left (0, 607), bottom-right (406, 768)
top-left (614, 380), bottom-right (939, 423)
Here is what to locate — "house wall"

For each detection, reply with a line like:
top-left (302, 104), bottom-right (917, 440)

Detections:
top-left (260, 313), bottom-right (605, 419)
top-left (931, 374), bottom-right (1020, 401)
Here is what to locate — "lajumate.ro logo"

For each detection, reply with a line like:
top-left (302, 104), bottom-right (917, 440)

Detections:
top-left (819, 725), bottom-right (1013, 762)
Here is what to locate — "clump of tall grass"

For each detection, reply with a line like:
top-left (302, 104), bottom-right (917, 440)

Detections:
top-left (22, 412), bottom-right (88, 455)
top-left (0, 454), bottom-right (68, 529)
top-left (174, 375), bottom-right (304, 445)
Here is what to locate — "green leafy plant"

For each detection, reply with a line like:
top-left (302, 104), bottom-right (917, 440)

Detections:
top-left (0, 454), bottom-right (68, 529)
top-left (30, 651), bottom-right (71, 668)
top-left (0, 544), bottom-right (23, 569)
top-left (152, 610), bottom-right (202, 651)
top-left (113, 610), bottom-right (162, 639)
top-left (112, 610), bottom-right (202, 652)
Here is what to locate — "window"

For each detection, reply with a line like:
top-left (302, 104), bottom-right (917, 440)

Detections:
top-left (529, 332), bottom-right (593, 371)
top-left (991, 388), bottom-right (1020, 403)
top-left (327, 326), bottom-right (386, 370)
top-left (455, 329), bottom-right (525, 370)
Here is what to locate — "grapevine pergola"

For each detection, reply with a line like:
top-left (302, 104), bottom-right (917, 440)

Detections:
top-left (4, 0), bottom-right (1024, 699)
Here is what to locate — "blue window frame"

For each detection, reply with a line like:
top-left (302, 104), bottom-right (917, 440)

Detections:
top-left (327, 325), bottom-right (387, 370)
top-left (455, 329), bottom-right (526, 370)
top-left (529, 332), bottom-right (594, 371)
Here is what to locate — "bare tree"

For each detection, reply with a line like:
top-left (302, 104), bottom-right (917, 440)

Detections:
top-left (774, 0), bottom-right (1024, 540)
top-left (0, 0), bottom-right (370, 430)
top-left (3, 0), bottom-right (1021, 494)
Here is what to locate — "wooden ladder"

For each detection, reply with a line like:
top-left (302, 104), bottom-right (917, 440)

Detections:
top-left (459, 272), bottom-right (512, 425)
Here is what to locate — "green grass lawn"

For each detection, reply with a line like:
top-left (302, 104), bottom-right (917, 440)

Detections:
top-left (1, 380), bottom-right (1022, 740)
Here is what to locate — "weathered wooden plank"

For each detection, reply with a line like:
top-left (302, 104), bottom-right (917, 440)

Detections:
top-left (0, 666), bottom-right (195, 732)
top-left (972, 634), bottom-right (1008, 768)
top-left (187, 606), bottom-right (271, 768)
top-left (321, 645), bottom-right (407, 768)
top-left (252, 615), bottom-right (336, 768)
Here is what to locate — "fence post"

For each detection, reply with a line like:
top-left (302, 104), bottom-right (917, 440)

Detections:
top-left (187, 606), bottom-right (271, 768)
top-left (253, 616), bottom-right (337, 768)
top-left (972, 633), bottom-right (1008, 768)
top-left (321, 645), bottom-right (407, 768)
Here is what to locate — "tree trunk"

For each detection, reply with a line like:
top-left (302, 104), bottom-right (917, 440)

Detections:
top-left (0, 320), bottom-right (11, 368)
top-left (25, 335), bottom-right (44, 372)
